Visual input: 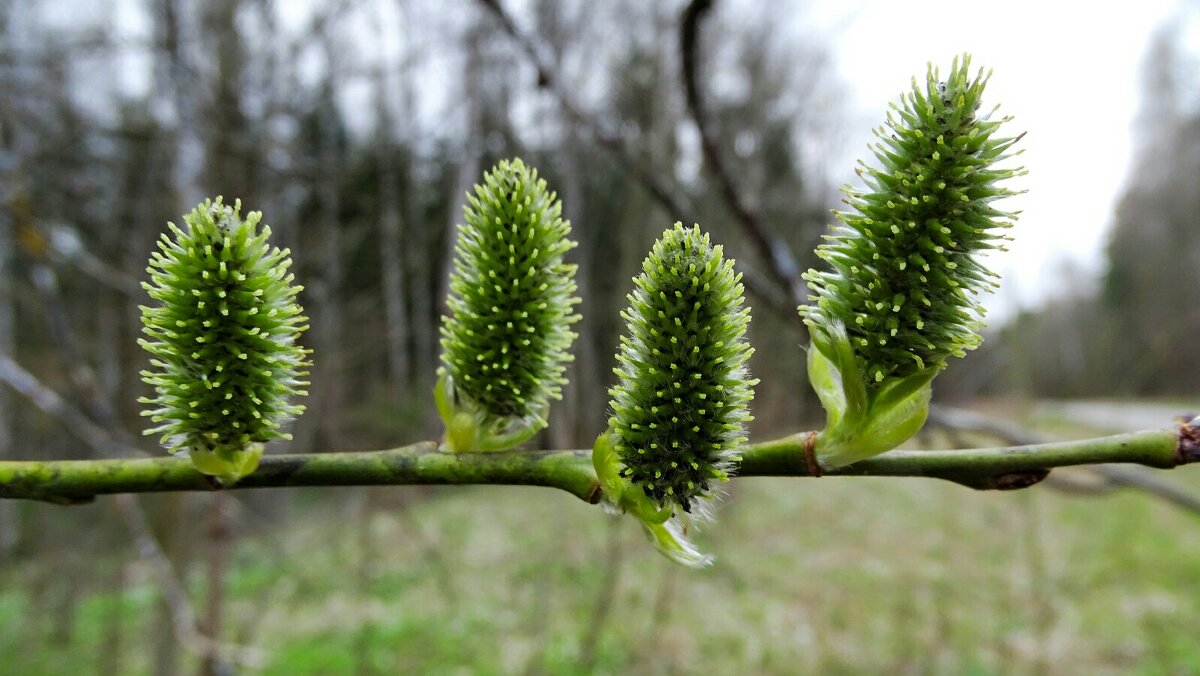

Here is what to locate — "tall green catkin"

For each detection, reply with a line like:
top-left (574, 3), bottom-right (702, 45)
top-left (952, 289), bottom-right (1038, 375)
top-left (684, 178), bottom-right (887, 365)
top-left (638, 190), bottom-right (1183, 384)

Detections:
top-left (439, 158), bottom-right (580, 424)
top-left (800, 54), bottom-right (1023, 385)
top-left (139, 198), bottom-right (309, 477)
top-left (609, 224), bottom-right (756, 515)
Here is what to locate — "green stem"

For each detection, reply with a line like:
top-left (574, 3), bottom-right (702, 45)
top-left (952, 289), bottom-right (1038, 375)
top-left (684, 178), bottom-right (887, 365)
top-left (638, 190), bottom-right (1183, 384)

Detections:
top-left (0, 442), bottom-right (600, 505)
top-left (1, 423), bottom-right (1196, 505)
top-left (743, 427), bottom-right (1194, 489)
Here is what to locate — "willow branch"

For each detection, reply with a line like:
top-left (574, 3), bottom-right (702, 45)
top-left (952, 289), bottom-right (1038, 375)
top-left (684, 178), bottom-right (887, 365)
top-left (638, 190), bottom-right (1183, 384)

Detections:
top-left (2, 421), bottom-right (1197, 505)
top-left (929, 405), bottom-right (1200, 516)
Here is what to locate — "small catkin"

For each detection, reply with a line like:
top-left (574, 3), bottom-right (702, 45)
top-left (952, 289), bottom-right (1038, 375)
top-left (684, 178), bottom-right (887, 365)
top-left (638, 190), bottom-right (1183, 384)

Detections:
top-left (439, 158), bottom-right (580, 421)
top-left (139, 198), bottom-right (309, 459)
top-left (800, 54), bottom-right (1023, 385)
top-left (609, 224), bottom-right (756, 515)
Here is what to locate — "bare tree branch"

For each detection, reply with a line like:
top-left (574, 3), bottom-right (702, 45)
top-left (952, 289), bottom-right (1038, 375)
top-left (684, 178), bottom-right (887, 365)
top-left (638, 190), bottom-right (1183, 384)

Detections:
top-left (476, 0), bottom-right (690, 220)
top-left (473, 0), bottom-right (795, 319)
top-left (0, 354), bottom-right (130, 456)
top-left (680, 0), bottom-right (806, 310)
top-left (25, 259), bottom-right (138, 447)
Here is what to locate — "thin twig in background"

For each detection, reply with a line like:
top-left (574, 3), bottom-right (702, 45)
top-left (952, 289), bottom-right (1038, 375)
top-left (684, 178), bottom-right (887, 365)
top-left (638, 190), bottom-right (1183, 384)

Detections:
top-left (476, 0), bottom-right (690, 220)
top-left (680, 0), bottom-right (806, 310)
top-left (474, 0), bottom-right (795, 319)
top-left (26, 259), bottom-right (139, 448)
top-left (99, 556), bottom-right (128, 675)
top-left (643, 563), bottom-right (680, 670)
top-left (1047, 464), bottom-right (1200, 513)
top-left (1020, 493), bottom-right (1052, 676)
top-left (0, 354), bottom-right (128, 457)
top-left (34, 224), bottom-right (143, 297)
top-left (349, 489), bottom-right (378, 676)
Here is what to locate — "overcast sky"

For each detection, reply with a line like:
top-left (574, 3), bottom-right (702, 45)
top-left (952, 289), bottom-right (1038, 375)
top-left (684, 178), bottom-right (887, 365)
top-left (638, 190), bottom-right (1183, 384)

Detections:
top-left (795, 0), bottom-right (1200, 323)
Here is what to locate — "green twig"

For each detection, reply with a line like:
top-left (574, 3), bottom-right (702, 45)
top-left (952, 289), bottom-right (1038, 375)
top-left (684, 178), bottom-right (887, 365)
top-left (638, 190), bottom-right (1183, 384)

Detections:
top-left (1, 420), bottom-right (1196, 505)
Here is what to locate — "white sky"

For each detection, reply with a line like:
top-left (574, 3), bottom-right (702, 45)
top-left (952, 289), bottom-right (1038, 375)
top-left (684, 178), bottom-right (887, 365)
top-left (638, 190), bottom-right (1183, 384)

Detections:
top-left (800, 0), bottom-right (1184, 322)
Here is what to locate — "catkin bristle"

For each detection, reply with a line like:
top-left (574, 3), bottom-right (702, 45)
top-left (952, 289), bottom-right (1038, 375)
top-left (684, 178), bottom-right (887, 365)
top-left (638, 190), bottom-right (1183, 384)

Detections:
top-left (609, 224), bottom-right (756, 515)
top-left (139, 198), bottom-right (309, 460)
top-left (439, 158), bottom-right (580, 421)
top-left (800, 54), bottom-right (1022, 385)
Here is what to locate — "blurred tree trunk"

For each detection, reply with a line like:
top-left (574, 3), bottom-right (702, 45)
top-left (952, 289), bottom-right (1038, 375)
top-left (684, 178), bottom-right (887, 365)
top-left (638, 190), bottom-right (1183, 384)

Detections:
top-left (152, 498), bottom-right (186, 676)
top-left (203, 0), bottom-right (257, 204)
top-left (158, 0), bottom-right (205, 209)
top-left (200, 494), bottom-right (233, 676)
top-left (406, 169), bottom-right (437, 407)
top-left (311, 23), bottom-right (347, 443)
top-left (101, 561), bottom-right (128, 676)
top-left (442, 147), bottom-right (480, 335)
top-left (0, 202), bottom-right (15, 558)
top-left (195, 6), bottom-right (248, 673)
top-left (535, 1), bottom-right (592, 447)
top-left (374, 16), bottom-right (411, 397)
top-left (434, 19), bottom-right (489, 419)
top-left (548, 139), bottom-right (588, 449)
top-left (0, 0), bottom-right (22, 559)
top-left (152, 3), bottom-right (209, 672)
top-left (351, 489), bottom-right (379, 676)
top-left (1102, 29), bottom-right (1200, 395)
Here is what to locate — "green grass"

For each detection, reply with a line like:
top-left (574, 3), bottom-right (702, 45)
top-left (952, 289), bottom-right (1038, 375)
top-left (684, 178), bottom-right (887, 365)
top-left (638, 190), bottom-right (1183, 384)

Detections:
top-left (3, 420), bottom-right (1200, 674)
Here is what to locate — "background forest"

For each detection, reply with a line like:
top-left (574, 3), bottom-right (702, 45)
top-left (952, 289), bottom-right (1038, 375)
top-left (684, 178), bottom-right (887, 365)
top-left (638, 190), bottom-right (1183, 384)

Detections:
top-left (1, 0), bottom-right (1198, 674)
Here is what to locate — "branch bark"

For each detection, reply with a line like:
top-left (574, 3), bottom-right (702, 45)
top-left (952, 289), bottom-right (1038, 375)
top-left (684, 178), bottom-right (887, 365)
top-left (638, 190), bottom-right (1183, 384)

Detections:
top-left (1, 421), bottom-right (1196, 505)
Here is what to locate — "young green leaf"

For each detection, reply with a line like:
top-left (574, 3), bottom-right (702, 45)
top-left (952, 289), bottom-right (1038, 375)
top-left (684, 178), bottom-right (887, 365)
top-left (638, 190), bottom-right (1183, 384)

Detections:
top-left (139, 198), bottom-right (310, 482)
top-left (437, 158), bottom-right (580, 452)
top-left (800, 54), bottom-right (1024, 468)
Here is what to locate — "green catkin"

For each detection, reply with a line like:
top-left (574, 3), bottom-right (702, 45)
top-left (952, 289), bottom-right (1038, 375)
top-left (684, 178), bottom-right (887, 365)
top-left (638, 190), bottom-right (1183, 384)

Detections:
top-left (800, 54), bottom-right (1023, 384)
top-left (609, 224), bottom-right (756, 515)
top-left (439, 158), bottom-right (580, 422)
top-left (139, 198), bottom-right (310, 475)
